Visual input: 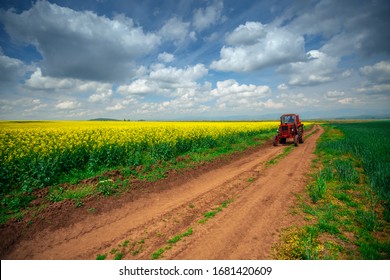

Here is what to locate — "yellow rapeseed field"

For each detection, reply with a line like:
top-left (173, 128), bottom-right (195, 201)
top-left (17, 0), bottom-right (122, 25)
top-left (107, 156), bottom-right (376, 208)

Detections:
top-left (0, 121), bottom-right (279, 162)
top-left (0, 120), bottom-right (312, 195)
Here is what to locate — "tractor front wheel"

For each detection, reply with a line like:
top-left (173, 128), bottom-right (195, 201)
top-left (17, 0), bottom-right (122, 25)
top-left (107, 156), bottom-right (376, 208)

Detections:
top-left (273, 136), bottom-right (278, 146)
top-left (294, 135), bottom-right (299, 146)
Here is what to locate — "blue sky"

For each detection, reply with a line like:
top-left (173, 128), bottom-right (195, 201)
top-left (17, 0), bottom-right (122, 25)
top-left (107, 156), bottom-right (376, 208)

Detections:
top-left (0, 0), bottom-right (389, 120)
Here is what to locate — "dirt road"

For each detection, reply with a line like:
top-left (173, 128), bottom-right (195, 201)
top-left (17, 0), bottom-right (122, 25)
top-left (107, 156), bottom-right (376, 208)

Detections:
top-left (1, 125), bottom-right (322, 260)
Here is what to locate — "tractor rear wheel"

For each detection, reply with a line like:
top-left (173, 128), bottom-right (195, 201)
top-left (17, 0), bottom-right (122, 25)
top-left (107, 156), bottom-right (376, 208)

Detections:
top-left (298, 129), bottom-right (304, 143)
top-left (294, 135), bottom-right (299, 146)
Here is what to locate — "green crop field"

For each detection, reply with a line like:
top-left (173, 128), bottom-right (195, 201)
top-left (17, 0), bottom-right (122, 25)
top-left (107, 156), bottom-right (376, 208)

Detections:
top-left (320, 121), bottom-right (390, 217)
top-left (274, 121), bottom-right (390, 260)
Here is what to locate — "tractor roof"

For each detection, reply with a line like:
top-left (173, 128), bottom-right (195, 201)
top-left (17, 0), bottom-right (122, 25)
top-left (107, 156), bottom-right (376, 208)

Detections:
top-left (281, 113), bottom-right (299, 116)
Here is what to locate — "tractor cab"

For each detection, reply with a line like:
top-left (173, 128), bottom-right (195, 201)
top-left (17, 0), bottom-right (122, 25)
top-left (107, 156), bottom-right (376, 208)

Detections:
top-left (281, 114), bottom-right (297, 124)
top-left (273, 114), bottom-right (304, 146)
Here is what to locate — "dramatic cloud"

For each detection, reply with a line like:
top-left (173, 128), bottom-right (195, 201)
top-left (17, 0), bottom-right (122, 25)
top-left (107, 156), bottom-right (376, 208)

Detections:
top-left (0, 1), bottom-right (160, 82)
top-left (0, 50), bottom-right (26, 84)
top-left (25, 68), bottom-right (74, 90)
top-left (25, 68), bottom-right (113, 99)
top-left (210, 21), bottom-right (305, 72)
top-left (356, 60), bottom-right (390, 95)
top-left (286, 0), bottom-right (390, 57)
top-left (277, 50), bottom-right (339, 86)
top-left (0, 0), bottom-right (389, 120)
top-left (359, 61), bottom-right (390, 83)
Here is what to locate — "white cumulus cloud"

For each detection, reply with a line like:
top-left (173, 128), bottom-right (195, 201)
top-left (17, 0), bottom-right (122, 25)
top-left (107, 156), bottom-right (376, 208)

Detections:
top-left (159, 17), bottom-right (192, 44)
top-left (193, 0), bottom-right (224, 31)
top-left (106, 103), bottom-right (125, 111)
top-left (211, 79), bottom-right (274, 109)
top-left (211, 79), bottom-right (270, 98)
top-left (118, 64), bottom-right (208, 96)
top-left (150, 64), bottom-right (208, 84)
top-left (89, 90), bottom-right (113, 103)
top-left (338, 98), bottom-right (355, 104)
top-left (117, 79), bottom-right (158, 95)
top-left (55, 100), bottom-right (80, 109)
top-left (210, 21), bottom-right (305, 72)
top-left (277, 50), bottom-right (339, 86)
top-left (158, 52), bottom-right (175, 63)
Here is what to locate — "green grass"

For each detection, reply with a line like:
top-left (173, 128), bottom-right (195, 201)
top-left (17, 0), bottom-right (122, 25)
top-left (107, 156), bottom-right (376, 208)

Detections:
top-left (308, 170), bottom-right (328, 204)
top-left (267, 145), bottom-right (294, 166)
top-left (98, 238), bottom-right (145, 260)
top-left (167, 227), bottom-right (193, 244)
top-left (318, 121), bottom-right (390, 219)
top-left (198, 198), bottom-right (233, 224)
top-left (151, 248), bottom-right (164, 260)
top-left (49, 184), bottom-right (96, 202)
top-left (114, 252), bottom-right (124, 260)
top-left (274, 121), bottom-right (390, 260)
top-left (96, 254), bottom-right (107, 260)
top-left (149, 228), bottom-right (194, 260)
top-left (247, 177), bottom-right (255, 183)
top-left (94, 194), bottom-right (234, 260)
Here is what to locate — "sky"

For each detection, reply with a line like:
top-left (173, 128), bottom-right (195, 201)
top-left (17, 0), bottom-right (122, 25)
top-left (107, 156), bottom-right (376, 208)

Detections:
top-left (0, 0), bottom-right (389, 120)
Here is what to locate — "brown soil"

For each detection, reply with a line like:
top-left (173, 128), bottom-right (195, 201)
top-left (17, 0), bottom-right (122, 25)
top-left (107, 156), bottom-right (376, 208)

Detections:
top-left (0, 125), bottom-right (323, 260)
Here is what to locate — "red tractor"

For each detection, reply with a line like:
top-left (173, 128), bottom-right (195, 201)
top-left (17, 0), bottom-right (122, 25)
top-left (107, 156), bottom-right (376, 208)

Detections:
top-left (273, 114), bottom-right (304, 146)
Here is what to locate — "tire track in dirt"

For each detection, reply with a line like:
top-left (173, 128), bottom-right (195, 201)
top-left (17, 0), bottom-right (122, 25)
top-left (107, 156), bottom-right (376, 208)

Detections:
top-left (2, 125), bottom-right (322, 260)
top-left (165, 125), bottom-right (323, 259)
